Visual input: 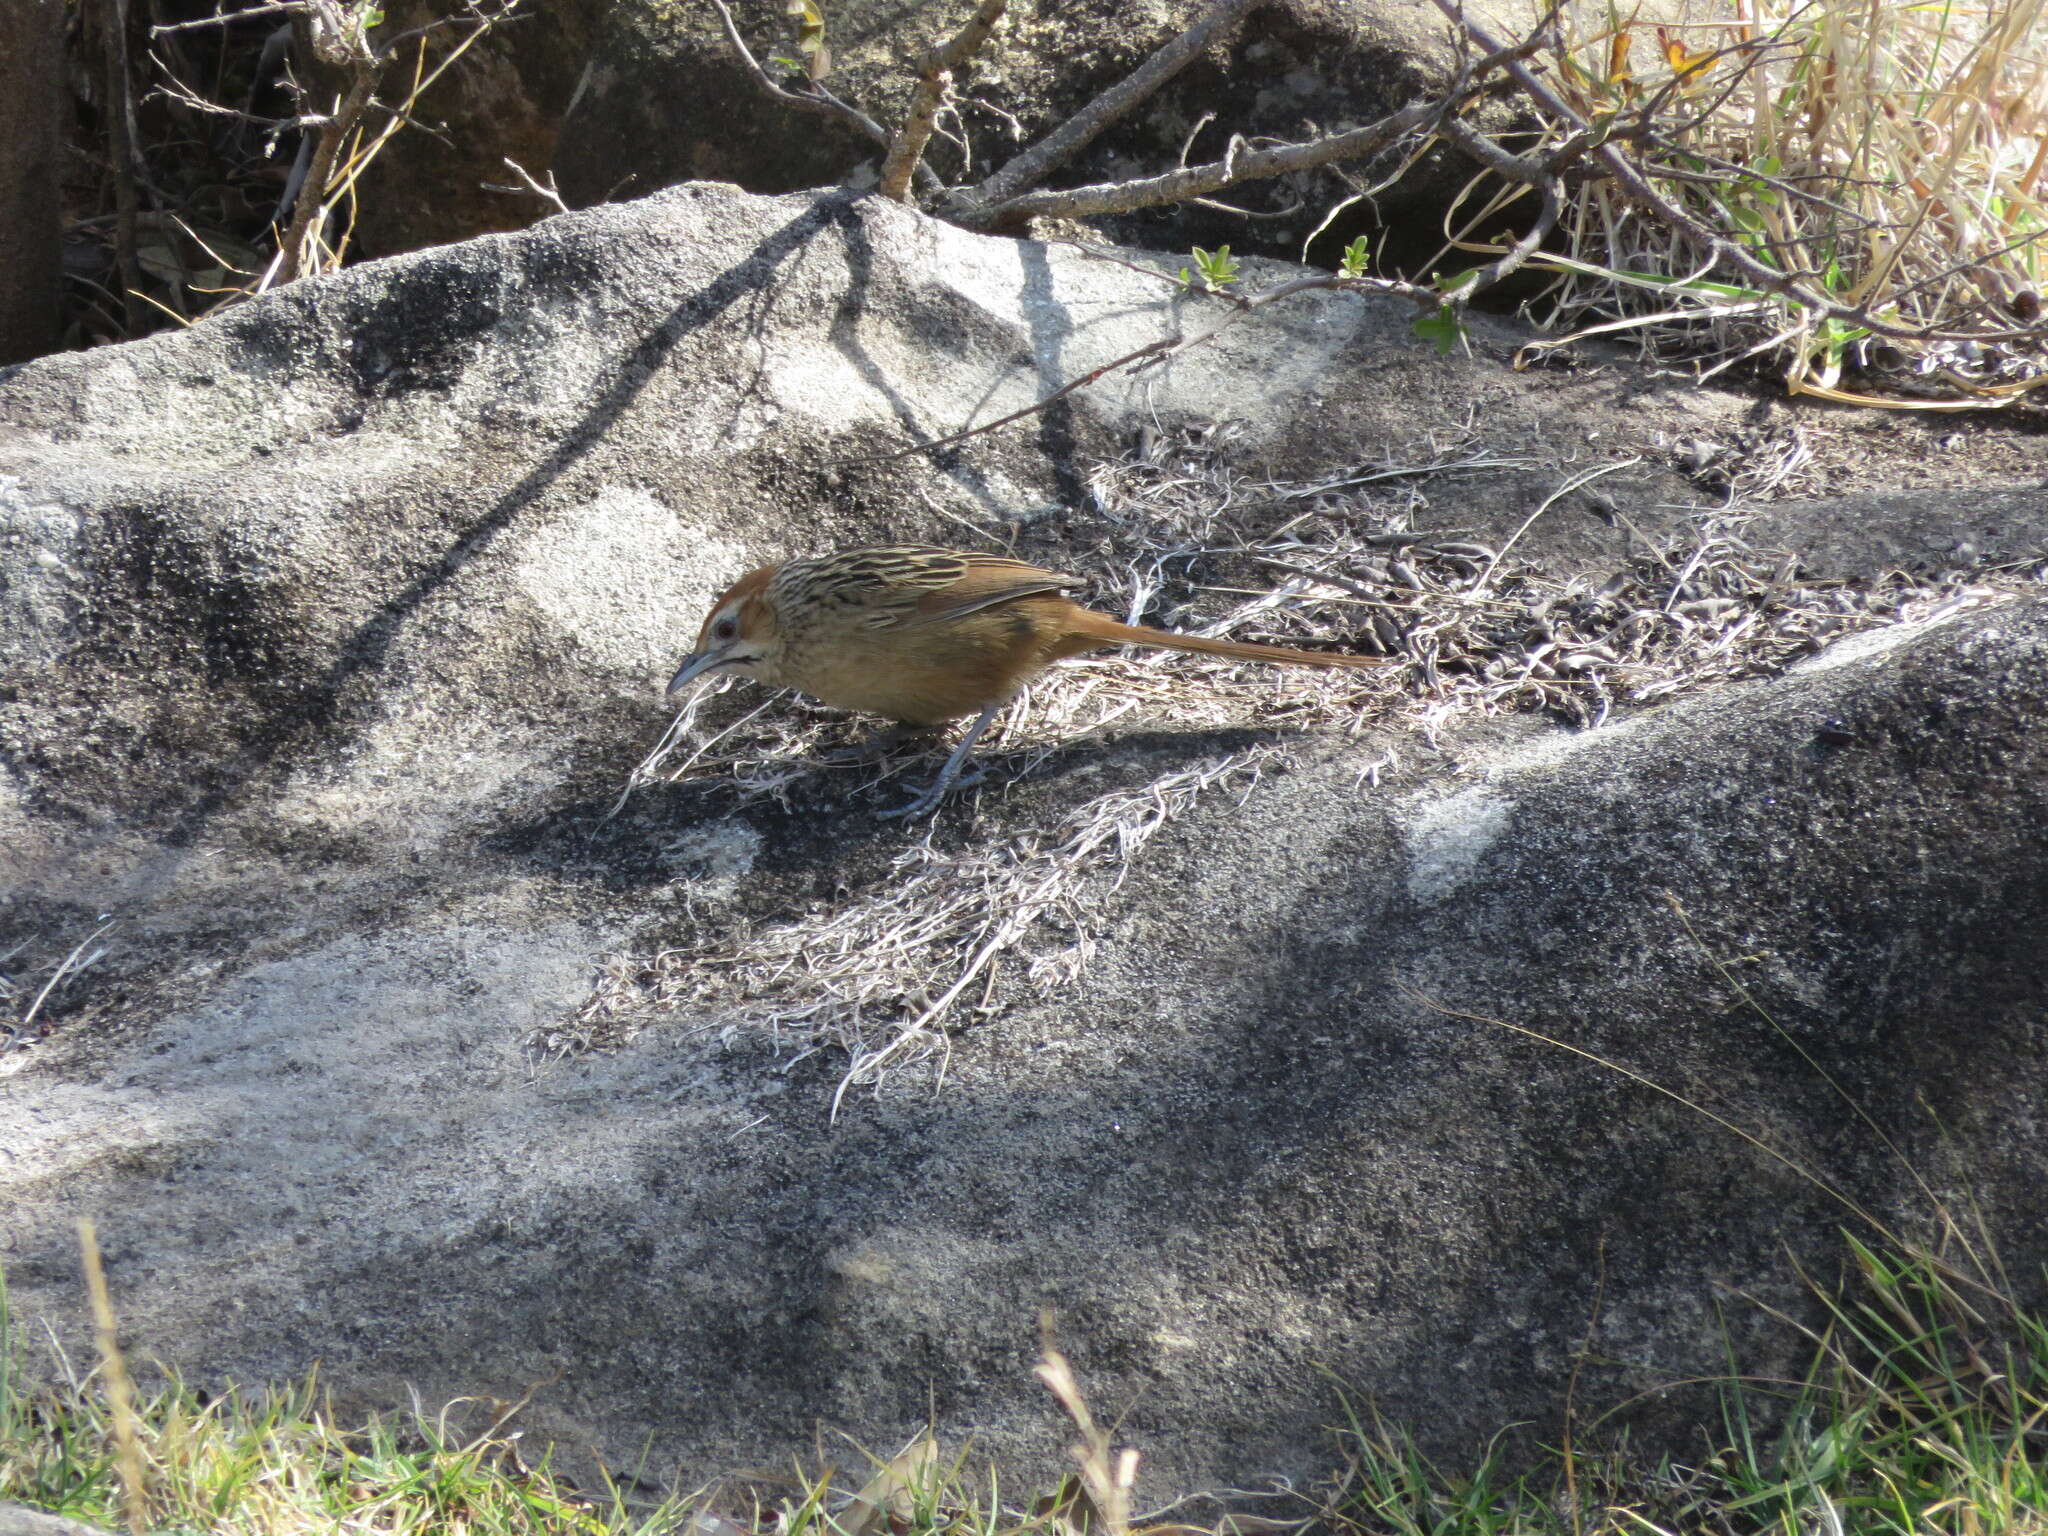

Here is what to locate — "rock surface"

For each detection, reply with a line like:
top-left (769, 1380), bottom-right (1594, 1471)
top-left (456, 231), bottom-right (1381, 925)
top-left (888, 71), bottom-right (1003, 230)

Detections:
top-left (0, 1505), bottom-right (117, 1536)
top-left (2, 182), bottom-right (2046, 1497)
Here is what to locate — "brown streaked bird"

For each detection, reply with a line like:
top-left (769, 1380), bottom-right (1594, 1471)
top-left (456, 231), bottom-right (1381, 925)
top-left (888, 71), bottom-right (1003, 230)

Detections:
top-left (666, 545), bottom-right (1395, 818)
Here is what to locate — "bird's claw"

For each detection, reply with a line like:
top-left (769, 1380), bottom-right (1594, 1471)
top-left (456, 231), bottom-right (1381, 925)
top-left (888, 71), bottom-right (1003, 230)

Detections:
top-left (878, 767), bottom-right (986, 820)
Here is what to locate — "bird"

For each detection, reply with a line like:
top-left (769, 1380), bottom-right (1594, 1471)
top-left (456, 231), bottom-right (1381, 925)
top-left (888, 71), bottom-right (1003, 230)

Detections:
top-left (665, 544), bottom-right (1396, 818)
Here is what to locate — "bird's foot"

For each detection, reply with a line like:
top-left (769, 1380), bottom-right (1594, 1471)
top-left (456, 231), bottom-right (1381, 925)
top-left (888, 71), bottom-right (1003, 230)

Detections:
top-left (878, 766), bottom-right (987, 821)
top-left (875, 700), bottom-right (1005, 821)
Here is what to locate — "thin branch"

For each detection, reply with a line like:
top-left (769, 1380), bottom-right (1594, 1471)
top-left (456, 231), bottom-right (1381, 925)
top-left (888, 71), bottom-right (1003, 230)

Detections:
top-left (953, 0), bottom-right (1262, 219)
top-left (1404, 986), bottom-right (1893, 1241)
top-left (484, 155), bottom-right (569, 214)
top-left (1460, 176), bottom-right (1561, 293)
top-left (152, 0), bottom-right (302, 34)
top-left (1038, 236), bottom-right (1180, 283)
top-left (1193, 192), bottom-right (1304, 219)
top-left (878, 0), bottom-right (1007, 202)
top-left (1254, 558), bottom-right (1388, 603)
top-left (322, 17), bottom-right (501, 209)
top-left (103, 0), bottom-right (146, 333)
top-left (149, 59), bottom-right (295, 125)
top-left (4, 920), bottom-right (117, 1053)
top-left (1859, 225), bottom-right (2048, 314)
top-left (368, 7), bottom-right (516, 63)
top-left (960, 22), bottom-right (1551, 229)
top-left (1211, 272), bottom-right (1439, 313)
top-left (706, 0), bottom-right (881, 141)
top-left (1472, 458), bottom-right (1641, 595)
top-left (831, 335), bottom-right (1180, 466)
top-left (278, 67), bottom-right (376, 281)
top-left (1631, 141), bottom-right (1889, 229)
top-left (965, 102), bottom-right (1440, 225)
top-left (1437, 114), bottom-right (1554, 187)
top-left (834, 264), bottom-right (1443, 467)
top-left (706, 0), bottom-right (939, 194)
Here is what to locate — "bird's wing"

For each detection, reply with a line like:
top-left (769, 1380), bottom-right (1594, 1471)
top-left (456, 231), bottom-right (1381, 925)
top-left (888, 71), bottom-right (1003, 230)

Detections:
top-left (899, 553), bottom-right (1086, 627)
top-left (776, 546), bottom-right (1082, 629)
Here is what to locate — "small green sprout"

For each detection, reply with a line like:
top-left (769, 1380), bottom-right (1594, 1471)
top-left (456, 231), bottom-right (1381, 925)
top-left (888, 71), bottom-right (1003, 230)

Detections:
top-left (1179, 245), bottom-right (1242, 292)
top-left (1411, 304), bottom-right (1465, 355)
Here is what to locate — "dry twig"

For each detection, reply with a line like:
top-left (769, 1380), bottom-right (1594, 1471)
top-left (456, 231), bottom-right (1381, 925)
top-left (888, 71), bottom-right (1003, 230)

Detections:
top-left (950, 0), bottom-right (1264, 220)
top-left (707, 0), bottom-right (941, 195)
top-left (101, 0), bottom-right (147, 331)
top-left (878, 0), bottom-right (1009, 202)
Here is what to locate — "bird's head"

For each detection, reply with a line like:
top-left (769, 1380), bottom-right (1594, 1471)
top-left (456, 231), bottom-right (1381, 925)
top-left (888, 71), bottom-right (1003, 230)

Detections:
top-left (665, 565), bottom-right (782, 697)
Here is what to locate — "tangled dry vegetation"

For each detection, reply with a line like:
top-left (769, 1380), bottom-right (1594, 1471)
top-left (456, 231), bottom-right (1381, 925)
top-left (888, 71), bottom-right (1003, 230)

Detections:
top-left (64, 0), bottom-right (2048, 407)
top-left (1492, 0), bottom-right (2048, 404)
top-left (719, 0), bottom-right (2048, 411)
top-left (60, 0), bottom-right (520, 343)
top-left (541, 428), bottom-right (2045, 1107)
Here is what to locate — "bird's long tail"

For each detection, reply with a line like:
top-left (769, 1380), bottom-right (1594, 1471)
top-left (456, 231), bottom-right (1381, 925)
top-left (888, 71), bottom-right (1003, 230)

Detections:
top-left (1062, 607), bottom-right (1395, 669)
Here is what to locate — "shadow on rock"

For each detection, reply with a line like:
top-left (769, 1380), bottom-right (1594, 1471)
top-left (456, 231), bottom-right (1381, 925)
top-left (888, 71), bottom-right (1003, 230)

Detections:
top-left (479, 724), bottom-right (1279, 900)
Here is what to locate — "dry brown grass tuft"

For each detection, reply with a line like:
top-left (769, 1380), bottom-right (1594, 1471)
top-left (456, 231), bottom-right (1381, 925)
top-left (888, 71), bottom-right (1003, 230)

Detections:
top-left (1481, 0), bottom-right (2048, 402)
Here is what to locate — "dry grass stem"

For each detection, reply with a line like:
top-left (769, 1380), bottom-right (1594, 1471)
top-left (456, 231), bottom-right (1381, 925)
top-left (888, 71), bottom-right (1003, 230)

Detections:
top-left (77, 1220), bottom-right (148, 1536)
top-left (1035, 1320), bottom-right (1137, 1536)
top-left (2, 919), bottom-right (117, 1055)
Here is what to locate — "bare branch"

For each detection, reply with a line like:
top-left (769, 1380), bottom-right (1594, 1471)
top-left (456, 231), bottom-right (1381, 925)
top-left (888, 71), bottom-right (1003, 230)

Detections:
top-left (278, 67), bottom-right (376, 281)
top-left (484, 155), bottom-right (570, 214)
top-left (1437, 115), bottom-right (1551, 186)
top-left (953, 0), bottom-right (1262, 219)
top-left (103, 0), bottom-right (147, 334)
top-left (832, 335), bottom-right (1180, 466)
top-left (152, 1), bottom-right (304, 35)
top-left (149, 57), bottom-right (294, 125)
top-left (1632, 140), bottom-right (1889, 229)
top-left (1212, 271), bottom-right (1439, 314)
top-left (706, 0), bottom-right (940, 194)
top-left (1192, 192), bottom-right (1304, 219)
top-left (370, 7), bottom-right (519, 64)
top-left (1438, 177), bottom-right (1561, 296)
top-left (962, 103), bottom-right (1438, 226)
top-left (879, 0), bottom-right (1008, 202)
top-left (955, 22), bottom-right (1551, 229)
top-left (836, 263), bottom-right (1443, 468)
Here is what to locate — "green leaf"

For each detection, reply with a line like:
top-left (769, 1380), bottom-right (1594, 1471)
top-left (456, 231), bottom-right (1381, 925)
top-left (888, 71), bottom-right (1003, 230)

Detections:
top-left (1339, 235), bottom-right (1371, 278)
top-left (1186, 245), bottom-right (1241, 291)
top-left (1433, 267), bottom-right (1483, 302)
top-left (787, 0), bottom-right (830, 79)
top-left (1412, 304), bottom-right (1464, 356)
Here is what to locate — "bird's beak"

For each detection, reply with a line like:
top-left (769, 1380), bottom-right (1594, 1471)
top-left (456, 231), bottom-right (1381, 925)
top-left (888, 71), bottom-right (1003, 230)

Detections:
top-left (665, 647), bottom-right (730, 698)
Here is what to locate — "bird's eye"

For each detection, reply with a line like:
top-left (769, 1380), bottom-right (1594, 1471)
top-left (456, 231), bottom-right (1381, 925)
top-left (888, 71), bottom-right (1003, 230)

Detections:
top-left (712, 617), bottom-right (738, 641)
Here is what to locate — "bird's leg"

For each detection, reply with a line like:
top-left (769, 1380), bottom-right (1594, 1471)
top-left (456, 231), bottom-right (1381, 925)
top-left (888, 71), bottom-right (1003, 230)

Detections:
top-left (821, 724), bottom-right (940, 766)
top-left (879, 701), bottom-right (1006, 820)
